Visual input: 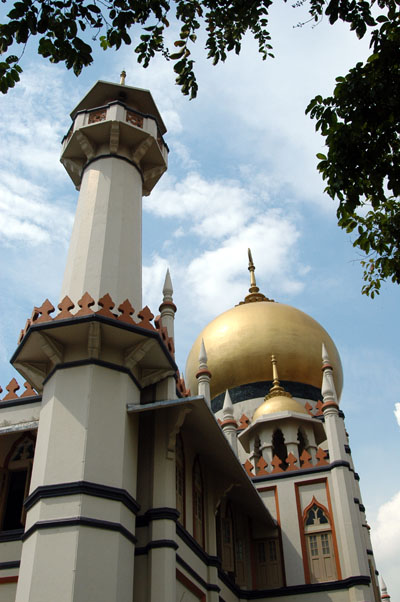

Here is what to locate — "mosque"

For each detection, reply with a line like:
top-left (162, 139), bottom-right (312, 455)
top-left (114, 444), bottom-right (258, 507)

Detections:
top-left (0, 77), bottom-right (390, 601)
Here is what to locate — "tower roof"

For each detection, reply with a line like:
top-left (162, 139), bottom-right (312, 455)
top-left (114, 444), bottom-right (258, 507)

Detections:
top-left (70, 80), bottom-right (167, 134)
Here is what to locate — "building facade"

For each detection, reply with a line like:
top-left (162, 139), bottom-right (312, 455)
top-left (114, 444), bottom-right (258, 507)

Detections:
top-left (0, 78), bottom-right (384, 601)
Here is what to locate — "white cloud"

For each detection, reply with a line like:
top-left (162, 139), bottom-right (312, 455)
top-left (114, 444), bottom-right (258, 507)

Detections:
top-left (394, 403), bottom-right (400, 427)
top-left (0, 173), bottom-right (73, 246)
top-left (370, 491), bottom-right (400, 598)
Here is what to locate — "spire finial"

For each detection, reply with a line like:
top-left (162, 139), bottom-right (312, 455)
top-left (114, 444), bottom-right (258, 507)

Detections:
top-left (222, 389), bottom-right (234, 421)
top-left (264, 355), bottom-right (292, 400)
top-left (120, 70), bottom-right (126, 85)
top-left (271, 354), bottom-right (280, 387)
top-left (237, 249), bottom-right (274, 305)
top-left (248, 248), bottom-right (259, 294)
top-left (163, 268), bottom-right (173, 303)
top-left (198, 339), bottom-right (208, 370)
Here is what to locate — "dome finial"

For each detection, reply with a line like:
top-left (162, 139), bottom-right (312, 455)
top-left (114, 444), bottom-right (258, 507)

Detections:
top-left (238, 249), bottom-right (275, 305)
top-left (271, 354), bottom-right (280, 387)
top-left (265, 355), bottom-right (292, 400)
top-left (248, 248), bottom-right (259, 294)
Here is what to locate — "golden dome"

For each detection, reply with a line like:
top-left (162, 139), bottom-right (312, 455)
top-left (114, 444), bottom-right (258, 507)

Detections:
top-left (253, 394), bottom-right (309, 421)
top-left (185, 301), bottom-right (343, 401)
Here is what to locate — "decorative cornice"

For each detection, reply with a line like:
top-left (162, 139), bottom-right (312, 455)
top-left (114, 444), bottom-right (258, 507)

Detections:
top-left (22, 517), bottom-right (137, 545)
top-left (135, 539), bottom-right (178, 556)
top-left (0, 561), bottom-right (20, 570)
top-left (0, 529), bottom-right (24, 542)
top-left (218, 572), bottom-right (371, 599)
top-left (136, 507), bottom-right (179, 528)
top-left (24, 481), bottom-right (140, 515)
top-left (42, 358), bottom-right (141, 390)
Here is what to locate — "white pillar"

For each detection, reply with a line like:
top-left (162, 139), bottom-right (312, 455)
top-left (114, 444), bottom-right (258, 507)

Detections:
top-left (61, 157), bottom-right (143, 311)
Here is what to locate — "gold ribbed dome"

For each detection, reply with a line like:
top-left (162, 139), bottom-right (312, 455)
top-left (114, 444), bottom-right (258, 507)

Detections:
top-left (185, 301), bottom-right (343, 401)
top-left (253, 395), bottom-right (309, 421)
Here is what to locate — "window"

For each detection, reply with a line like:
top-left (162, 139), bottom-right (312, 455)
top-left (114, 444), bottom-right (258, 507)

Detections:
top-left (221, 504), bottom-right (234, 572)
top-left (256, 538), bottom-right (283, 588)
top-left (175, 434), bottom-right (185, 525)
top-left (304, 502), bottom-right (337, 583)
top-left (192, 458), bottom-right (204, 547)
top-left (297, 429), bottom-right (307, 458)
top-left (0, 434), bottom-right (35, 531)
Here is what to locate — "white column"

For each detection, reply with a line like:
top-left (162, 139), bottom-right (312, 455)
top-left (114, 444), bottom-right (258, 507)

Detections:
top-left (60, 157), bottom-right (143, 311)
top-left (15, 365), bottom-right (140, 602)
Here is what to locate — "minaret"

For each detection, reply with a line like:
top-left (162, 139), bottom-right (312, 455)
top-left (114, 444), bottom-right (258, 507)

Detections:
top-left (13, 77), bottom-right (171, 602)
top-left (196, 339), bottom-right (211, 406)
top-left (60, 73), bottom-right (168, 311)
top-left (321, 344), bottom-right (371, 590)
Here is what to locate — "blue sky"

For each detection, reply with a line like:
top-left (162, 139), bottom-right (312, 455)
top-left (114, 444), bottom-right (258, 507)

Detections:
top-left (0, 2), bottom-right (399, 596)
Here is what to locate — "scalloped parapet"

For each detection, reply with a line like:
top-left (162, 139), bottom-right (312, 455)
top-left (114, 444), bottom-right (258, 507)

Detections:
top-left (176, 371), bottom-right (190, 398)
top-left (244, 447), bottom-right (330, 478)
top-left (1, 379), bottom-right (39, 401)
top-left (18, 293), bottom-right (175, 349)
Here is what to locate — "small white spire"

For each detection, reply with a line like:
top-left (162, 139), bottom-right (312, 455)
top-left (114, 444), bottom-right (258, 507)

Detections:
top-left (321, 343), bottom-right (338, 405)
top-left (380, 576), bottom-right (391, 600)
top-left (196, 339), bottom-right (211, 406)
top-left (163, 268), bottom-right (173, 303)
top-left (222, 389), bottom-right (234, 421)
top-left (199, 339), bottom-right (208, 369)
top-left (120, 70), bottom-right (126, 85)
top-left (322, 342), bottom-right (330, 365)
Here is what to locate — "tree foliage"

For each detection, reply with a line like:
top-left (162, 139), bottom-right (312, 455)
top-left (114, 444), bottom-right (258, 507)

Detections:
top-left (0, 0), bottom-right (275, 97)
top-left (1, 0), bottom-right (399, 296)
top-left (307, 0), bottom-right (400, 296)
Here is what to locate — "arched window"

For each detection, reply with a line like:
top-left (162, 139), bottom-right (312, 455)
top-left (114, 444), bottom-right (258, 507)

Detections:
top-left (192, 458), bottom-right (204, 548)
top-left (272, 429), bottom-right (288, 470)
top-left (304, 500), bottom-right (337, 583)
top-left (0, 433), bottom-right (36, 531)
top-left (297, 428), bottom-right (307, 458)
top-left (175, 434), bottom-right (185, 525)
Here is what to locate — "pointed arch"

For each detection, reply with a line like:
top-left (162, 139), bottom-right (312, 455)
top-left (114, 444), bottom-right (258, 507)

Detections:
top-left (302, 496), bottom-right (337, 584)
top-left (272, 429), bottom-right (288, 470)
top-left (303, 496), bottom-right (331, 527)
top-left (297, 428), bottom-right (308, 458)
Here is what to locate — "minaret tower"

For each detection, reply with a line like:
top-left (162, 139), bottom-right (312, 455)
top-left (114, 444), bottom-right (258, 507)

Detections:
top-left (12, 76), bottom-right (172, 602)
top-left (60, 74), bottom-right (168, 311)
